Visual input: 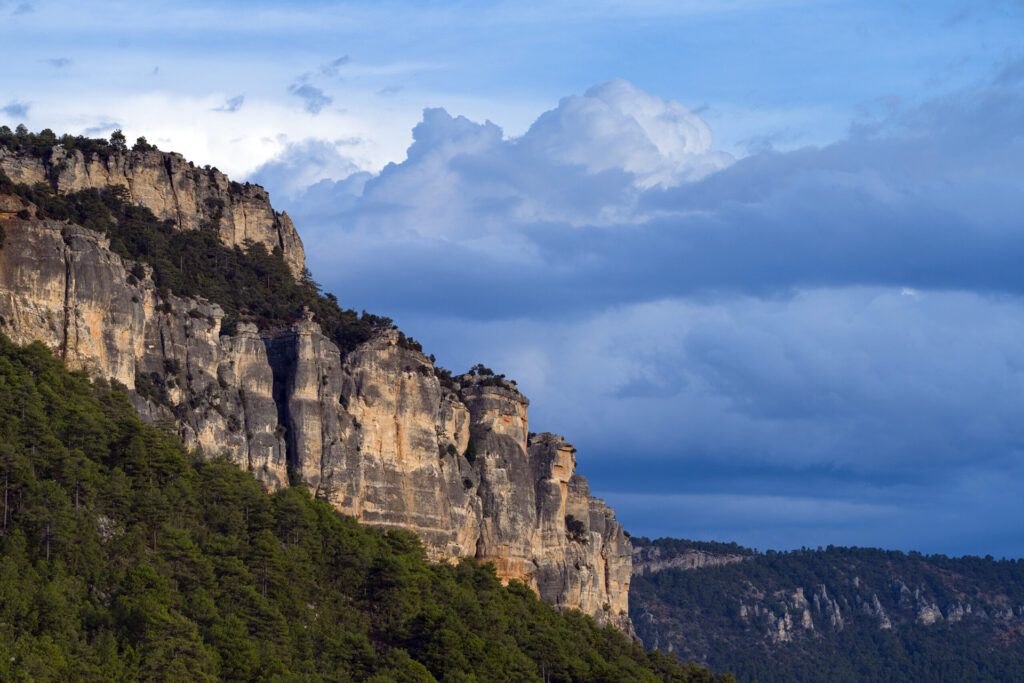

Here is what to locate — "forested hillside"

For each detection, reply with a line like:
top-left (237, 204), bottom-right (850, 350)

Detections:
top-left (0, 334), bottom-right (730, 681)
top-left (631, 537), bottom-right (1024, 682)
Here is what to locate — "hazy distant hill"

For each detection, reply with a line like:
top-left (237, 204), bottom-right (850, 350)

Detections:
top-left (630, 537), bottom-right (1024, 682)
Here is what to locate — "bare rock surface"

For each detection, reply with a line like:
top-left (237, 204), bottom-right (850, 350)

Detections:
top-left (633, 545), bottom-right (751, 575)
top-left (0, 146), bottom-right (305, 276)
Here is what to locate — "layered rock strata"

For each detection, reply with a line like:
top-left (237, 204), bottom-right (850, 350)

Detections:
top-left (0, 200), bottom-right (633, 631)
top-left (0, 145), bottom-right (305, 276)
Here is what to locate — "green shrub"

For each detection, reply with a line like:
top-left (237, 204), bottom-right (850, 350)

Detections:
top-left (566, 515), bottom-right (588, 544)
top-left (463, 437), bottom-right (478, 464)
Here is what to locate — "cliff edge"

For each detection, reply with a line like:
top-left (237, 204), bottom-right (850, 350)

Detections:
top-left (0, 143), bottom-right (305, 277)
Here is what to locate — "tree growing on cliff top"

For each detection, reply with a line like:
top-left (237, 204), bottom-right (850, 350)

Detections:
top-left (133, 136), bottom-right (157, 152)
top-left (109, 128), bottom-right (127, 151)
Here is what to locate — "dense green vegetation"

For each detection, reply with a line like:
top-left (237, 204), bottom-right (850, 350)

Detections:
top-left (2, 125), bottom-right (97, 160)
top-left (631, 539), bottom-right (1024, 683)
top-left (0, 159), bottom-right (417, 355)
top-left (0, 334), bottom-right (730, 681)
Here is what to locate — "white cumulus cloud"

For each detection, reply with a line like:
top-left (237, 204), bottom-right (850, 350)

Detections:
top-left (522, 79), bottom-right (733, 188)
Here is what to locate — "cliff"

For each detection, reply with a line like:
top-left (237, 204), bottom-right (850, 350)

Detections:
top-left (632, 544), bottom-right (751, 575)
top-left (0, 144), bottom-right (305, 277)
top-left (0, 153), bottom-right (633, 631)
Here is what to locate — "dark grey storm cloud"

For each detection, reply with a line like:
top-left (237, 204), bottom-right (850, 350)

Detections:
top-left (287, 83), bottom-right (332, 114)
top-left (251, 73), bottom-right (1024, 556)
top-left (0, 100), bottom-right (30, 119)
top-left (410, 289), bottom-right (1024, 557)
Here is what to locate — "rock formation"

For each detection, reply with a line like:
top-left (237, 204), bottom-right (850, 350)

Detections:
top-left (0, 153), bottom-right (633, 632)
top-left (0, 145), bottom-right (305, 276)
top-left (632, 544), bottom-right (751, 575)
top-left (0, 217), bottom-right (289, 488)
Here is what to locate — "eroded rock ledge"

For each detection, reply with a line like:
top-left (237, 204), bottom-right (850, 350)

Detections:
top-left (0, 145), bottom-right (305, 277)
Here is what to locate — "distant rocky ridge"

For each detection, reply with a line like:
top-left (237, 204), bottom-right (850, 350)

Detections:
top-left (0, 140), bottom-right (632, 632)
top-left (633, 543), bottom-right (751, 575)
top-left (630, 538), bottom-right (1024, 681)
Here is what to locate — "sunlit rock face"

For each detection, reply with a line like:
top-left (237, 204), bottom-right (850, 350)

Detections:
top-left (0, 218), bottom-right (288, 488)
top-left (0, 146), bottom-right (305, 277)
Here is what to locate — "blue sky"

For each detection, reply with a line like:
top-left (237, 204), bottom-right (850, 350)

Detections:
top-left (3, 0), bottom-right (1024, 558)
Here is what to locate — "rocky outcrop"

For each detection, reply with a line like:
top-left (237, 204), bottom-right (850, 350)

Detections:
top-left (0, 145), bottom-right (305, 276)
top-left (528, 433), bottom-right (633, 632)
top-left (632, 545), bottom-right (751, 575)
top-left (813, 583), bottom-right (844, 630)
top-left (0, 199), bottom-right (632, 631)
top-left (0, 216), bottom-right (288, 486)
top-left (264, 323), bottom-right (483, 561)
top-left (456, 376), bottom-right (632, 630)
top-left (261, 328), bottom-right (633, 630)
top-left (0, 210), bottom-right (283, 485)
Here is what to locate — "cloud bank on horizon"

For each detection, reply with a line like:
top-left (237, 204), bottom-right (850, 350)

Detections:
top-left (253, 65), bottom-right (1024, 558)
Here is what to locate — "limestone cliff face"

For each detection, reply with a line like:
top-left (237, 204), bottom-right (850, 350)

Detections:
top-left (448, 379), bottom-right (631, 629)
top-left (334, 332), bottom-right (481, 557)
top-left (263, 329), bottom-right (633, 630)
top-left (632, 545), bottom-right (751, 575)
top-left (0, 216), bottom-right (288, 488)
top-left (528, 433), bottom-right (633, 632)
top-left (0, 145), bottom-right (305, 276)
top-left (0, 181), bottom-right (633, 631)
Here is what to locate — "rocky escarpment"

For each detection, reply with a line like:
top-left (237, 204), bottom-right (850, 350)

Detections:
top-left (633, 544), bottom-right (751, 575)
top-left (0, 196), bottom-right (632, 631)
top-left (263, 319), bottom-right (633, 631)
top-left (0, 144), bottom-right (305, 276)
top-left (0, 216), bottom-right (289, 487)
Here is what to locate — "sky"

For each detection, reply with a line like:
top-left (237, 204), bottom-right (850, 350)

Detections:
top-left (3, 0), bottom-right (1024, 558)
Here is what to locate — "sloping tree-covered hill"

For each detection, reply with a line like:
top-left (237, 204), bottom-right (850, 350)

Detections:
top-left (630, 537), bottom-right (1024, 682)
top-left (0, 333), bottom-right (732, 681)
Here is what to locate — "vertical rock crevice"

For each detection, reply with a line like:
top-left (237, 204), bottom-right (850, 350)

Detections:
top-left (162, 154), bottom-right (184, 230)
top-left (60, 231), bottom-right (73, 361)
top-left (265, 332), bottom-right (299, 486)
